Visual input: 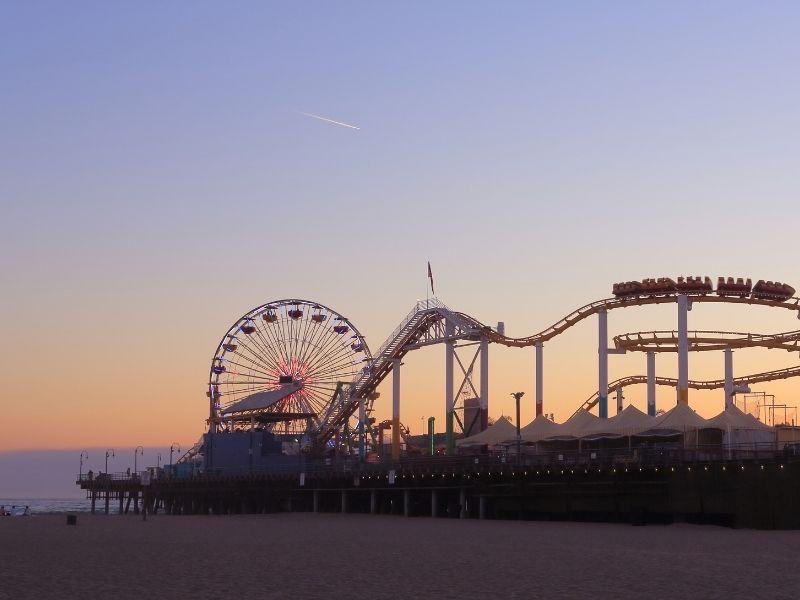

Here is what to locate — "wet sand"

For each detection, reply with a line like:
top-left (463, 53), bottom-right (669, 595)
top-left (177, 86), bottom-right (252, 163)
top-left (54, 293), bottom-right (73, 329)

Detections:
top-left (2, 513), bottom-right (799, 599)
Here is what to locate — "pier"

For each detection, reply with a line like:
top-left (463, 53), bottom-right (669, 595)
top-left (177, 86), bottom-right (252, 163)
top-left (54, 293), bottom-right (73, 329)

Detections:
top-left (78, 448), bottom-right (800, 529)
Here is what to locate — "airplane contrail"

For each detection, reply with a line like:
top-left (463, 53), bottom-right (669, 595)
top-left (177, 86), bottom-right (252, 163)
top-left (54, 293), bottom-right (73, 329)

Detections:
top-left (300, 111), bottom-right (360, 130)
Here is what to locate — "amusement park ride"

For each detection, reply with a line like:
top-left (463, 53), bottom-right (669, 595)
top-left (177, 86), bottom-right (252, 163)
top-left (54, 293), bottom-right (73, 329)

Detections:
top-left (203, 276), bottom-right (800, 463)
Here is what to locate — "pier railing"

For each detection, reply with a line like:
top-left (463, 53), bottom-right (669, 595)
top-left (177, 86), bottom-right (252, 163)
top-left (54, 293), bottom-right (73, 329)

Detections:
top-left (76, 442), bottom-right (799, 484)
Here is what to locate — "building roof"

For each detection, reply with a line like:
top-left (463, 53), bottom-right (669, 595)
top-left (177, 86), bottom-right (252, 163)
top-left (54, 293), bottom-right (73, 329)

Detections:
top-left (221, 385), bottom-right (300, 415)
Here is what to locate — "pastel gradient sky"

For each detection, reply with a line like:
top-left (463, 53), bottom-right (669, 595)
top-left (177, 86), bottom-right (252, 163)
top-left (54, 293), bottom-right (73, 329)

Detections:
top-left (3, 1), bottom-right (800, 467)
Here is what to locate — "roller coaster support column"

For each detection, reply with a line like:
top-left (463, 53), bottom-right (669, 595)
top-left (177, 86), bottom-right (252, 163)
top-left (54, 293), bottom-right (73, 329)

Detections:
top-left (647, 351), bottom-right (656, 416)
top-left (677, 295), bottom-right (690, 405)
top-left (358, 395), bottom-right (366, 461)
top-left (480, 336), bottom-right (489, 431)
top-left (445, 321), bottom-right (455, 455)
top-left (535, 342), bottom-right (544, 417)
top-left (392, 358), bottom-right (401, 461)
top-left (724, 347), bottom-right (734, 409)
top-left (616, 384), bottom-right (623, 414)
top-left (598, 309), bottom-right (609, 418)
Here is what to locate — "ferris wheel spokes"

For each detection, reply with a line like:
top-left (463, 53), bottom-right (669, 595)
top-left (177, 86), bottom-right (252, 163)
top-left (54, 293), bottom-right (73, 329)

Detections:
top-left (208, 299), bottom-right (371, 435)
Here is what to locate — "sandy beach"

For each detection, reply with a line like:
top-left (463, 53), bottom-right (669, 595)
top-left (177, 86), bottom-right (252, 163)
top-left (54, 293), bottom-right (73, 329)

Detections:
top-left (2, 514), bottom-right (799, 600)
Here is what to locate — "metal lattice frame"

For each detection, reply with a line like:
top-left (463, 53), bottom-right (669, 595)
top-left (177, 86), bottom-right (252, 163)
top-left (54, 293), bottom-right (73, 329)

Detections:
top-left (207, 299), bottom-right (371, 435)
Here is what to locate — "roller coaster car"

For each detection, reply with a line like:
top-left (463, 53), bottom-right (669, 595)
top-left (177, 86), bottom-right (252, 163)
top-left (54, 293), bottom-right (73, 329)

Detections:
top-left (751, 280), bottom-right (795, 301)
top-left (675, 276), bottom-right (712, 294)
top-left (640, 277), bottom-right (677, 296)
top-left (716, 277), bottom-right (752, 297)
top-left (612, 281), bottom-right (643, 297)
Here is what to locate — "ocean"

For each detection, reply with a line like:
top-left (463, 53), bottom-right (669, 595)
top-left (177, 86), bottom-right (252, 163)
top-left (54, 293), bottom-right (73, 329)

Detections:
top-left (0, 498), bottom-right (92, 514)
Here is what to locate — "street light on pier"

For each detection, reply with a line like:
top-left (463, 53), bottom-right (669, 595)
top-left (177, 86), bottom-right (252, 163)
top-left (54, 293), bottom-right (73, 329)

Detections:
top-left (157, 452), bottom-right (162, 469)
top-left (510, 392), bottom-right (525, 464)
top-left (134, 446), bottom-right (144, 476)
top-left (105, 449), bottom-right (115, 475)
top-left (79, 451), bottom-right (88, 480)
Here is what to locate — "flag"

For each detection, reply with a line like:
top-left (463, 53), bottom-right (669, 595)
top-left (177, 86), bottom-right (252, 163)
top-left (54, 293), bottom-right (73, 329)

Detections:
top-left (427, 261), bottom-right (435, 295)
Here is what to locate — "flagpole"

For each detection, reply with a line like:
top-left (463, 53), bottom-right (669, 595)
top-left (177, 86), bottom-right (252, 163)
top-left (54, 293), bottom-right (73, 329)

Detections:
top-left (427, 261), bottom-right (434, 308)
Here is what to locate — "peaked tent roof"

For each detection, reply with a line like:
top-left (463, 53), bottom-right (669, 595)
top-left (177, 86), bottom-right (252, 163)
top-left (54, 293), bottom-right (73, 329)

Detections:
top-left (585, 405), bottom-right (656, 439)
top-left (456, 416), bottom-right (519, 447)
top-left (517, 414), bottom-right (561, 443)
top-left (743, 412), bottom-right (775, 430)
top-left (644, 402), bottom-right (708, 434)
top-left (705, 405), bottom-right (774, 431)
top-left (546, 409), bottom-right (600, 439)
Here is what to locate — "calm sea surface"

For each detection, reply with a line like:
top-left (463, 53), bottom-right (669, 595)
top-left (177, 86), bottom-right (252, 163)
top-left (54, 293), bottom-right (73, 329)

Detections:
top-left (0, 498), bottom-right (91, 514)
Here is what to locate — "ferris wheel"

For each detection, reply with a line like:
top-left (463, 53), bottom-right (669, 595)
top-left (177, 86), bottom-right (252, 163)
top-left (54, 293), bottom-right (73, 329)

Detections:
top-left (208, 299), bottom-right (371, 435)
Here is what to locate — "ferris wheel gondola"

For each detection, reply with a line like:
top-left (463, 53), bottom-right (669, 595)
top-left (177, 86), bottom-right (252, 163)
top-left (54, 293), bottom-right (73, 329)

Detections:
top-left (207, 299), bottom-right (371, 435)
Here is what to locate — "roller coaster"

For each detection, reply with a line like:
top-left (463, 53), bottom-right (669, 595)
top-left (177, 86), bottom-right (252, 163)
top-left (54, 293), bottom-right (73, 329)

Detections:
top-left (206, 276), bottom-right (800, 458)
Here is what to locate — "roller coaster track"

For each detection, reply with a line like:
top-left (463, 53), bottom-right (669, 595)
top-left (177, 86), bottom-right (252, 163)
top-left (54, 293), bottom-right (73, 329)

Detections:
top-left (314, 292), bottom-right (800, 447)
top-left (570, 327), bottom-right (800, 414)
top-left (579, 365), bottom-right (800, 413)
top-left (614, 329), bottom-right (800, 353)
top-left (484, 294), bottom-right (800, 348)
top-left (314, 300), bottom-right (482, 448)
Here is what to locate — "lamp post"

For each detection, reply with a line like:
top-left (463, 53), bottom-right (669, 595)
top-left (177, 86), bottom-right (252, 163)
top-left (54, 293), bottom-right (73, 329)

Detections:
top-left (157, 452), bottom-right (162, 469)
top-left (134, 446), bottom-right (144, 476)
top-left (511, 392), bottom-right (525, 464)
top-left (105, 449), bottom-right (115, 475)
top-left (79, 451), bottom-right (88, 480)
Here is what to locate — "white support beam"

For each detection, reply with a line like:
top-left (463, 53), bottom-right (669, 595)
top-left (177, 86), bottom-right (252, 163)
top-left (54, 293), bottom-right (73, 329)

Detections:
top-left (724, 347), bottom-right (733, 410)
top-left (535, 342), bottom-right (543, 417)
top-left (677, 295), bottom-right (689, 405)
top-left (598, 309), bottom-right (609, 418)
top-left (480, 336), bottom-right (489, 431)
top-left (646, 351), bottom-right (656, 416)
top-left (392, 358), bottom-right (401, 460)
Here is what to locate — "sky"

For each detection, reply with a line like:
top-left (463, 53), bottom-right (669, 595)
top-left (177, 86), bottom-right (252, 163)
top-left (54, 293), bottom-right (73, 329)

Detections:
top-left (2, 2), bottom-right (800, 495)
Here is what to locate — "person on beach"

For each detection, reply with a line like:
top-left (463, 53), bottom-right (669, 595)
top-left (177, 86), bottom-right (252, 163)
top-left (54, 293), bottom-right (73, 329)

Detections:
top-left (0, 506), bottom-right (6, 516)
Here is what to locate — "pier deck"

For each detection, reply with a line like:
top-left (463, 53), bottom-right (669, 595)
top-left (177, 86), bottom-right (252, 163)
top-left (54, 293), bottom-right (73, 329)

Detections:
top-left (78, 447), bottom-right (800, 528)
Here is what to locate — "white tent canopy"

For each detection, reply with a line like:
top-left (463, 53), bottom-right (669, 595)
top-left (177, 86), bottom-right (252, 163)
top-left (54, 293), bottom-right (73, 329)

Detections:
top-left (456, 416), bottom-right (519, 447)
top-left (517, 414), bottom-right (561, 443)
top-left (545, 410), bottom-right (600, 440)
top-left (704, 405), bottom-right (776, 446)
top-left (459, 403), bottom-right (776, 450)
top-left (584, 405), bottom-right (656, 439)
top-left (640, 402), bottom-right (709, 436)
